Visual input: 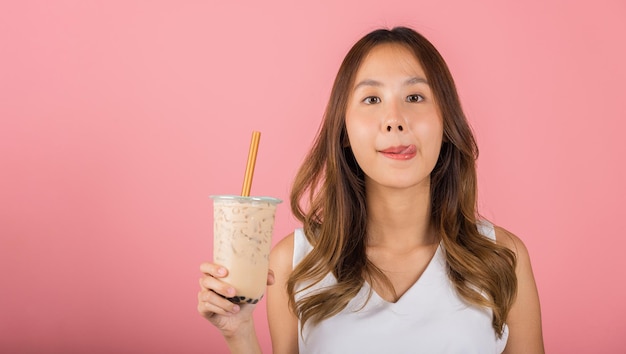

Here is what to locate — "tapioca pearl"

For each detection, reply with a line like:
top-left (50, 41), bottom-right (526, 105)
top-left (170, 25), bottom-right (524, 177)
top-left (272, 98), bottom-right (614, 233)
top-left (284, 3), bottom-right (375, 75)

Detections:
top-left (214, 292), bottom-right (243, 304)
top-left (225, 296), bottom-right (243, 304)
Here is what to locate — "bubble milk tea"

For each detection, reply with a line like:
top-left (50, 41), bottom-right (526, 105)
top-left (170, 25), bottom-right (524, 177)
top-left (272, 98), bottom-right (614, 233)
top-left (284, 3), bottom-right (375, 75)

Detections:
top-left (211, 195), bottom-right (282, 304)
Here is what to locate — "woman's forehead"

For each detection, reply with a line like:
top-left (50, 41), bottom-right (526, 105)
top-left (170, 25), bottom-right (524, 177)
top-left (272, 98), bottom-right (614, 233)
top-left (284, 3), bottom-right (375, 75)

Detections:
top-left (355, 43), bottom-right (426, 81)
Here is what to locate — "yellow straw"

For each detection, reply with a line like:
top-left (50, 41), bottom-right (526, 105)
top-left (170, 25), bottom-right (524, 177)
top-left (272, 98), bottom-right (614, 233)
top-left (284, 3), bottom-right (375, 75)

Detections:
top-left (241, 131), bottom-right (261, 197)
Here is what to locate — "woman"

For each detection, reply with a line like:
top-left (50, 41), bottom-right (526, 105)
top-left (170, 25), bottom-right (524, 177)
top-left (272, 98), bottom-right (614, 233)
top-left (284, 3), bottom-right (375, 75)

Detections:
top-left (198, 26), bottom-right (544, 353)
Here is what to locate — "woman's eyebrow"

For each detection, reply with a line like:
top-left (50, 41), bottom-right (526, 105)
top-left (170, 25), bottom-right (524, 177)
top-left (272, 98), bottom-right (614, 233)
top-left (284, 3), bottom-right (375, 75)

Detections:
top-left (353, 79), bottom-right (382, 91)
top-left (405, 76), bottom-right (429, 86)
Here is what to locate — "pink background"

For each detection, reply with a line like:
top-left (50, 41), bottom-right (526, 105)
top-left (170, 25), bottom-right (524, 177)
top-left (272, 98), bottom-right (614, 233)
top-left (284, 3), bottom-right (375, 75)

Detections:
top-left (1, 1), bottom-right (624, 353)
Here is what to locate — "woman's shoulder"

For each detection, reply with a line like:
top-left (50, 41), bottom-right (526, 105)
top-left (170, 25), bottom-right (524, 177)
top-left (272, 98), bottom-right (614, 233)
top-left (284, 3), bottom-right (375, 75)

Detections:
top-left (492, 224), bottom-right (531, 261)
top-left (270, 232), bottom-right (295, 272)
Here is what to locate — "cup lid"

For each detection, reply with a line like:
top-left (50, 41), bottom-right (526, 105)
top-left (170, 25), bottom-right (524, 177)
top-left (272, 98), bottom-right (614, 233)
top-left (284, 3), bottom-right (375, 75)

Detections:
top-left (209, 194), bottom-right (282, 204)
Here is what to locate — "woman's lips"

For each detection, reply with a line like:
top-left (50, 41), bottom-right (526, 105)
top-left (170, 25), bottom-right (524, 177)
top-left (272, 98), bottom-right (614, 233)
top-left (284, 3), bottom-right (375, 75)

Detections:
top-left (379, 145), bottom-right (417, 160)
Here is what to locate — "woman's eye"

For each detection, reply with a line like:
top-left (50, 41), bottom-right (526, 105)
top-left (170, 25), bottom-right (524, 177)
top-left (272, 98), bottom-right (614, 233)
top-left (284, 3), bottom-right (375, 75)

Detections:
top-left (406, 94), bottom-right (424, 103)
top-left (363, 96), bottom-right (381, 104)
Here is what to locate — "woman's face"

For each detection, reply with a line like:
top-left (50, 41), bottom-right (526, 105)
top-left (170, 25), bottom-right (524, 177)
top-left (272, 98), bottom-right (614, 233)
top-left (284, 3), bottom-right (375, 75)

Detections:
top-left (345, 43), bottom-right (443, 192)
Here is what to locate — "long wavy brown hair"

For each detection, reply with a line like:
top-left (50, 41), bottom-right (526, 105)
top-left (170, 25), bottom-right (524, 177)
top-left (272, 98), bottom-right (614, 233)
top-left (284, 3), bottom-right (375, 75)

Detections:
top-left (286, 27), bottom-right (517, 337)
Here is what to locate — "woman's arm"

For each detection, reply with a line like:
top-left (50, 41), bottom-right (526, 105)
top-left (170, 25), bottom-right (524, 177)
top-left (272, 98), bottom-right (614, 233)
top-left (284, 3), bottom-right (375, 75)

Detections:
top-left (495, 226), bottom-right (545, 354)
top-left (267, 233), bottom-right (299, 354)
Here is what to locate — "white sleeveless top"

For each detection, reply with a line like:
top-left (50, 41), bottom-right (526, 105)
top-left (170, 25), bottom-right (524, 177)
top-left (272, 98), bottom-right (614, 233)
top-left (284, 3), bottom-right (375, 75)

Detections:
top-left (292, 220), bottom-right (509, 354)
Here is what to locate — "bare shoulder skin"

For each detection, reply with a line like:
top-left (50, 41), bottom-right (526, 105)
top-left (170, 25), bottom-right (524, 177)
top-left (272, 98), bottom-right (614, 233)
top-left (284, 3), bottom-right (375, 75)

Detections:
top-left (495, 225), bottom-right (545, 354)
top-left (267, 232), bottom-right (299, 354)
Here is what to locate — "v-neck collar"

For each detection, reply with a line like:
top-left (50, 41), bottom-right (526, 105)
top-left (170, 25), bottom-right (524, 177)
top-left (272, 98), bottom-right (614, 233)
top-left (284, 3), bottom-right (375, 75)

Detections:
top-left (359, 242), bottom-right (445, 313)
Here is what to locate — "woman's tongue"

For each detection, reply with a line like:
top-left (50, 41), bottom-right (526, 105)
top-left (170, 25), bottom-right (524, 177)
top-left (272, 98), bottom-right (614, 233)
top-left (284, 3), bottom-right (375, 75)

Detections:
top-left (381, 145), bottom-right (416, 155)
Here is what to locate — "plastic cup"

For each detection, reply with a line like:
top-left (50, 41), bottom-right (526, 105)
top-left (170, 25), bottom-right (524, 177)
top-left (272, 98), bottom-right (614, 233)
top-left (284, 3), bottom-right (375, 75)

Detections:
top-left (210, 195), bottom-right (282, 304)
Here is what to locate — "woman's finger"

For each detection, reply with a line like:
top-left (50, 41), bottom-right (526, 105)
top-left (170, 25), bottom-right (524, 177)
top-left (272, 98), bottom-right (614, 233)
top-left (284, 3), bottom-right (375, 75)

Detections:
top-left (198, 299), bottom-right (230, 317)
top-left (197, 289), bottom-right (240, 315)
top-left (267, 269), bottom-right (276, 286)
top-left (199, 276), bottom-right (236, 299)
top-left (199, 262), bottom-right (228, 278)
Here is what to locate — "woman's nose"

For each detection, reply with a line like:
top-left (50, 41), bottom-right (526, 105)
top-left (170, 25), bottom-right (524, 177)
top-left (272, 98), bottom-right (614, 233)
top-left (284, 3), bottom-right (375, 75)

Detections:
top-left (383, 103), bottom-right (406, 132)
top-left (386, 123), bottom-right (404, 132)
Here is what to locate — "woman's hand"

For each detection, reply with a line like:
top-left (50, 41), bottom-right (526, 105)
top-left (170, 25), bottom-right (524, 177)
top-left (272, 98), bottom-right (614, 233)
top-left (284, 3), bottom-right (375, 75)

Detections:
top-left (197, 262), bottom-right (275, 338)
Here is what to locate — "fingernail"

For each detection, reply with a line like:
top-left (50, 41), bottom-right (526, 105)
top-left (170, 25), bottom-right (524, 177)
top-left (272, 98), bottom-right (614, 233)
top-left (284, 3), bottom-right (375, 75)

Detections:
top-left (217, 268), bottom-right (226, 276)
top-left (227, 287), bottom-right (235, 296)
top-left (231, 305), bottom-right (240, 313)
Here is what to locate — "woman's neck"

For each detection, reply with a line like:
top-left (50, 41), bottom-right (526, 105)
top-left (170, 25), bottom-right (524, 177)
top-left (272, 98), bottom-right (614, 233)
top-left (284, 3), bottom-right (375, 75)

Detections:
top-left (365, 181), bottom-right (435, 250)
